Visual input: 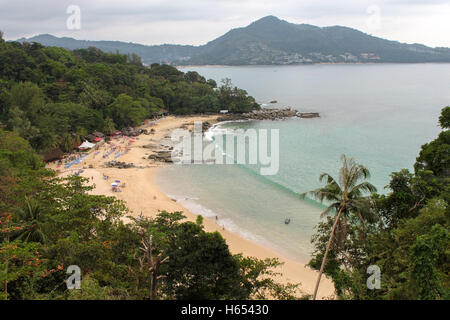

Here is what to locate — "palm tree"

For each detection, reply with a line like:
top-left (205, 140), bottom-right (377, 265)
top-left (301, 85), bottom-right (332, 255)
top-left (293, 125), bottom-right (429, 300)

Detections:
top-left (302, 155), bottom-right (377, 300)
top-left (14, 197), bottom-right (47, 243)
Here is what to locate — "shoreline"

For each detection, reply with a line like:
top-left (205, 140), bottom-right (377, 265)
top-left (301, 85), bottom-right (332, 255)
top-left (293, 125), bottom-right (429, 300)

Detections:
top-left (47, 115), bottom-right (335, 299)
top-left (176, 62), bottom-right (450, 68)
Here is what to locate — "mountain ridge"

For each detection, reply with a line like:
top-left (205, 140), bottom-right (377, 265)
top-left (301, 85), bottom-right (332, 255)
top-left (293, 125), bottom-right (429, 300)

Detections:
top-left (16, 15), bottom-right (450, 65)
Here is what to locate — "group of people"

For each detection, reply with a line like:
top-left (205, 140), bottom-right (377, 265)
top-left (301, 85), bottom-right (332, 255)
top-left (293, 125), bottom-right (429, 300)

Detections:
top-left (102, 174), bottom-right (126, 193)
top-left (101, 137), bottom-right (135, 160)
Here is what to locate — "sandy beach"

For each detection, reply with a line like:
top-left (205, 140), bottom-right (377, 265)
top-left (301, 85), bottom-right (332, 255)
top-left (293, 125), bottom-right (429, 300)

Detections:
top-left (48, 115), bottom-right (335, 299)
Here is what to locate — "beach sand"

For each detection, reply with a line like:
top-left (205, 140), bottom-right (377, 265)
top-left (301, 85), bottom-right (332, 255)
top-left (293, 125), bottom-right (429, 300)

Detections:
top-left (48, 115), bottom-right (335, 299)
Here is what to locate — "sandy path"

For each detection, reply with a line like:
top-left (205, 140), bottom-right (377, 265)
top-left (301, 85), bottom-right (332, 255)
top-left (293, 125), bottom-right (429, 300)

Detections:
top-left (48, 115), bottom-right (335, 299)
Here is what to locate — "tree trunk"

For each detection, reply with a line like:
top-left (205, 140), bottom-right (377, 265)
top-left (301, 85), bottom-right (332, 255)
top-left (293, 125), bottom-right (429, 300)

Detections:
top-left (312, 206), bottom-right (344, 300)
top-left (4, 230), bottom-right (10, 298)
top-left (150, 270), bottom-right (158, 300)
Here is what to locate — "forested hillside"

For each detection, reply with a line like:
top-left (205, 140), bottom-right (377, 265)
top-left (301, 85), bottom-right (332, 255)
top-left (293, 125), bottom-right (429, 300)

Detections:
top-left (18, 16), bottom-right (450, 65)
top-left (0, 32), bottom-right (259, 154)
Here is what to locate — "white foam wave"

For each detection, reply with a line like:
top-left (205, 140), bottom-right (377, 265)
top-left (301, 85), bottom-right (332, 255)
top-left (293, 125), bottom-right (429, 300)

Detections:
top-left (204, 119), bottom-right (253, 141)
top-left (167, 194), bottom-right (267, 244)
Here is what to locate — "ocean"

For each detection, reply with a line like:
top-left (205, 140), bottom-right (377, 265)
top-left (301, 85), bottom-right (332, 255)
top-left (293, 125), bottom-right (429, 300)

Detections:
top-left (155, 64), bottom-right (450, 263)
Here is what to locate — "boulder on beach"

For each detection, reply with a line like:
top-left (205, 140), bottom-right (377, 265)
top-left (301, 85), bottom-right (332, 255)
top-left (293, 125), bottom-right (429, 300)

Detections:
top-left (202, 121), bottom-right (212, 132)
top-left (148, 151), bottom-right (173, 163)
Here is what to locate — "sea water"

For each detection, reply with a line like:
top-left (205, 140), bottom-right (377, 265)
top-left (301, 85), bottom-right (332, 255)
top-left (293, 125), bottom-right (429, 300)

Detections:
top-left (155, 64), bottom-right (450, 263)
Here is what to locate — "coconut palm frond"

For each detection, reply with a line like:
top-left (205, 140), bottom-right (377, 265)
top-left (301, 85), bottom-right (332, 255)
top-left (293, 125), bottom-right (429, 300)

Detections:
top-left (307, 187), bottom-right (341, 203)
top-left (345, 162), bottom-right (369, 190)
top-left (348, 181), bottom-right (377, 198)
top-left (14, 197), bottom-right (47, 244)
top-left (338, 155), bottom-right (349, 187)
top-left (319, 173), bottom-right (338, 185)
top-left (320, 202), bottom-right (341, 218)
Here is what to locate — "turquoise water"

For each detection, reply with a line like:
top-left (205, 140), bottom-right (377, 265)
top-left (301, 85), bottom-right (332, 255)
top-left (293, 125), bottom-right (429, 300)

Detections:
top-left (156, 64), bottom-right (450, 263)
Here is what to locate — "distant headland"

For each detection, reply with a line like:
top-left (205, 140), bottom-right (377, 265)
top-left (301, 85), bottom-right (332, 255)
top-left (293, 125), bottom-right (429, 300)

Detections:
top-left (17, 16), bottom-right (450, 66)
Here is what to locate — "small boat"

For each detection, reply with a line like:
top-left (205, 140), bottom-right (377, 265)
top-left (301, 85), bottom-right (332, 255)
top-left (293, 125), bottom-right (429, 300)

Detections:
top-left (284, 218), bottom-right (291, 225)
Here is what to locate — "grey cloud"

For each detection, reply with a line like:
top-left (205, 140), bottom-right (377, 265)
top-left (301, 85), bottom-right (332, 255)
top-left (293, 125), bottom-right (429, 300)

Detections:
top-left (0, 0), bottom-right (448, 47)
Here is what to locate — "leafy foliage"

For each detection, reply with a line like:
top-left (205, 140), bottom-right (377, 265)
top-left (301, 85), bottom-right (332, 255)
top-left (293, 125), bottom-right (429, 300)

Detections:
top-left (0, 131), bottom-right (296, 300)
top-left (308, 107), bottom-right (450, 300)
top-left (0, 37), bottom-right (259, 154)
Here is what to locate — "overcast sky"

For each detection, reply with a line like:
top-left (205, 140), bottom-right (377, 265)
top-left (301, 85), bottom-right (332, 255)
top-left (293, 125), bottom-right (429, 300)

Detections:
top-left (1, 0), bottom-right (449, 47)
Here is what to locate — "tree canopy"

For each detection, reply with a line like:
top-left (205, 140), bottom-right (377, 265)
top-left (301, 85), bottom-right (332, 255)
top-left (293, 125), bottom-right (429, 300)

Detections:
top-left (0, 129), bottom-right (299, 300)
top-left (0, 38), bottom-right (260, 154)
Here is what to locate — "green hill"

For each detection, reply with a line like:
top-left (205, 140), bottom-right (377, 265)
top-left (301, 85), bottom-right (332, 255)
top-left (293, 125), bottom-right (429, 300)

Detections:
top-left (17, 16), bottom-right (450, 65)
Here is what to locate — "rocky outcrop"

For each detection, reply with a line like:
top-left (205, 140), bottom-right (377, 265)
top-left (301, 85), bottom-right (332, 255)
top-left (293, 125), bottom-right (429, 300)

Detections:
top-left (216, 108), bottom-right (315, 121)
top-left (120, 127), bottom-right (148, 136)
top-left (148, 151), bottom-right (173, 163)
top-left (105, 161), bottom-right (135, 169)
top-left (202, 121), bottom-right (212, 131)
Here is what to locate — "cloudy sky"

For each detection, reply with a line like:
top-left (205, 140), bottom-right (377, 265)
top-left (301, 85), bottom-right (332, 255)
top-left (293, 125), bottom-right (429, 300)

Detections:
top-left (1, 0), bottom-right (449, 47)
